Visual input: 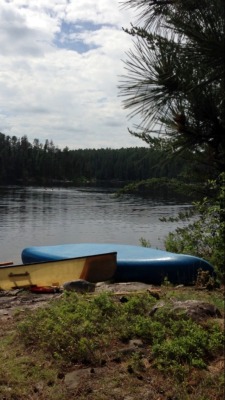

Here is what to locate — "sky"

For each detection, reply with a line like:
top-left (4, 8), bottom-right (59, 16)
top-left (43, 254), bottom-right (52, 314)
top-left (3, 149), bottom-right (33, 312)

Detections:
top-left (0, 0), bottom-right (146, 150)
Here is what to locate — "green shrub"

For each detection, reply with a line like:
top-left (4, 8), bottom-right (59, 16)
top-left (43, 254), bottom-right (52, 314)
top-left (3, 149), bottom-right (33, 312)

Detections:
top-left (18, 292), bottom-right (224, 372)
top-left (164, 174), bottom-right (225, 282)
top-left (151, 316), bottom-right (223, 372)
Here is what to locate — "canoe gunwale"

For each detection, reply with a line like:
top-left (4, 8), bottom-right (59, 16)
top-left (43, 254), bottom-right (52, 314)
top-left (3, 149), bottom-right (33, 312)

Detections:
top-left (0, 251), bottom-right (117, 270)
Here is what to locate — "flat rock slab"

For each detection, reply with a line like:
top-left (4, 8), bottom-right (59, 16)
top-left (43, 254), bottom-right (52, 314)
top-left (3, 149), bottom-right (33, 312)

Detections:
top-left (95, 281), bottom-right (155, 293)
top-left (0, 292), bottom-right (62, 319)
top-left (63, 279), bottom-right (95, 293)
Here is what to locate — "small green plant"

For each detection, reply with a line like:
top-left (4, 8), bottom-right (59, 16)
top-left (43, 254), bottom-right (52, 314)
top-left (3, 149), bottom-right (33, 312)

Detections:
top-left (139, 237), bottom-right (151, 247)
top-left (129, 351), bottom-right (145, 372)
top-left (93, 291), bottom-right (117, 316)
top-left (162, 275), bottom-right (172, 287)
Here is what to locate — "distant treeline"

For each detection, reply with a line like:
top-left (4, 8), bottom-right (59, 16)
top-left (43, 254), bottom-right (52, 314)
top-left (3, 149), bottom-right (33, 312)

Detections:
top-left (0, 133), bottom-right (197, 186)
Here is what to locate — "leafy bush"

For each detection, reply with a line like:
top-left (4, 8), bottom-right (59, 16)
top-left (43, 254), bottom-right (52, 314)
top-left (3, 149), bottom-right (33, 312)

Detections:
top-left (152, 316), bottom-right (223, 371)
top-left (18, 293), bottom-right (118, 363)
top-left (18, 292), bottom-right (224, 374)
top-left (164, 174), bottom-right (225, 282)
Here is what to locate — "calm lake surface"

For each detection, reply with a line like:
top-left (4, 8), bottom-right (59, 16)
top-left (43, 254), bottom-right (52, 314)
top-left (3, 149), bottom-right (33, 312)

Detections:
top-left (0, 186), bottom-right (191, 264)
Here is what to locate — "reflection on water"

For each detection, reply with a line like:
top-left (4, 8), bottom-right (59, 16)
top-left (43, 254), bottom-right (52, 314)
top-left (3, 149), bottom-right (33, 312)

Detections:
top-left (0, 186), bottom-right (192, 264)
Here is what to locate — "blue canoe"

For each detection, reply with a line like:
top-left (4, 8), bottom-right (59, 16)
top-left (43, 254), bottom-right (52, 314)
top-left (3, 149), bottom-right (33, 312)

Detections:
top-left (21, 243), bottom-right (214, 285)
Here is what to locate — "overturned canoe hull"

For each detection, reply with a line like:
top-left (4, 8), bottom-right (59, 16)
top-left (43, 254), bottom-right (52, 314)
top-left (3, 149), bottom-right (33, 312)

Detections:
top-left (0, 252), bottom-right (117, 291)
top-left (21, 243), bottom-right (214, 285)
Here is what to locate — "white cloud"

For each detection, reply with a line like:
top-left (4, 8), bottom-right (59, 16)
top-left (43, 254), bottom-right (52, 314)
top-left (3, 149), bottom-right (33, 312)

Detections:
top-left (0, 0), bottom-right (145, 149)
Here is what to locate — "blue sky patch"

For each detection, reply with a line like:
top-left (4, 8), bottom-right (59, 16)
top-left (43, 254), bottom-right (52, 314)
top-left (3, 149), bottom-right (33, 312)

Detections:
top-left (54, 20), bottom-right (105, 53)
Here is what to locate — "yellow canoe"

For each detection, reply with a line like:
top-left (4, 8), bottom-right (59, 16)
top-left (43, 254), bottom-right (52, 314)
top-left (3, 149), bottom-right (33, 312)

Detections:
top-left (0, 252), bottom-right (117, 291)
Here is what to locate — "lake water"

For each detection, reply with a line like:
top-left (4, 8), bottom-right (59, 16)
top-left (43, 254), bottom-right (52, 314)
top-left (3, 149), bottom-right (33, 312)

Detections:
top-left (0, 186), bottom-right (191, 264)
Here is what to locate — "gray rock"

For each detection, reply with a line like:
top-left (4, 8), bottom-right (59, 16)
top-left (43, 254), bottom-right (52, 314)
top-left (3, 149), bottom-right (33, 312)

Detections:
top-left (33, 381), bottom-right (44, 393)
top-left (171, 300), bottom-right (222, 321)
top-left (149, 301), bottom-right (166, 316)
top-left (64, 369), bottom-right (90, 390)
top-left (129, 339), bottom-right (144, 348)
top-left (149, 299), bottom-right (222, 322)
top-left (63, 279), bottom-right (95, 293)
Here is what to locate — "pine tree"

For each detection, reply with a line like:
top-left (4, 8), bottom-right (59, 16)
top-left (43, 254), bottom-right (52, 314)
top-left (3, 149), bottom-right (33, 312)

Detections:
top-left (119, 0), bottom-right (225, 175)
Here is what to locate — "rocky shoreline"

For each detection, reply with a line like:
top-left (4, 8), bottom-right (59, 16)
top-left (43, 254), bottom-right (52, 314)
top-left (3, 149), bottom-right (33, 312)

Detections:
top-left (1, 281), bottom-right (223, 325)
top-left (0, 282), bottom-right (155, 318)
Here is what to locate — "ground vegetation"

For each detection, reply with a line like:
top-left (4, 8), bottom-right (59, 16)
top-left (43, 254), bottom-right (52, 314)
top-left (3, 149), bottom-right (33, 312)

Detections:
top-left (0, 285), bottom-right (224, 400)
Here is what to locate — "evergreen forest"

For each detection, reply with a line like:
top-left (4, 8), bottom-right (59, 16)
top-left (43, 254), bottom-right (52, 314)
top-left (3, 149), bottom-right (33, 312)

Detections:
top-left (0, 132), bottom-right (197, 186)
